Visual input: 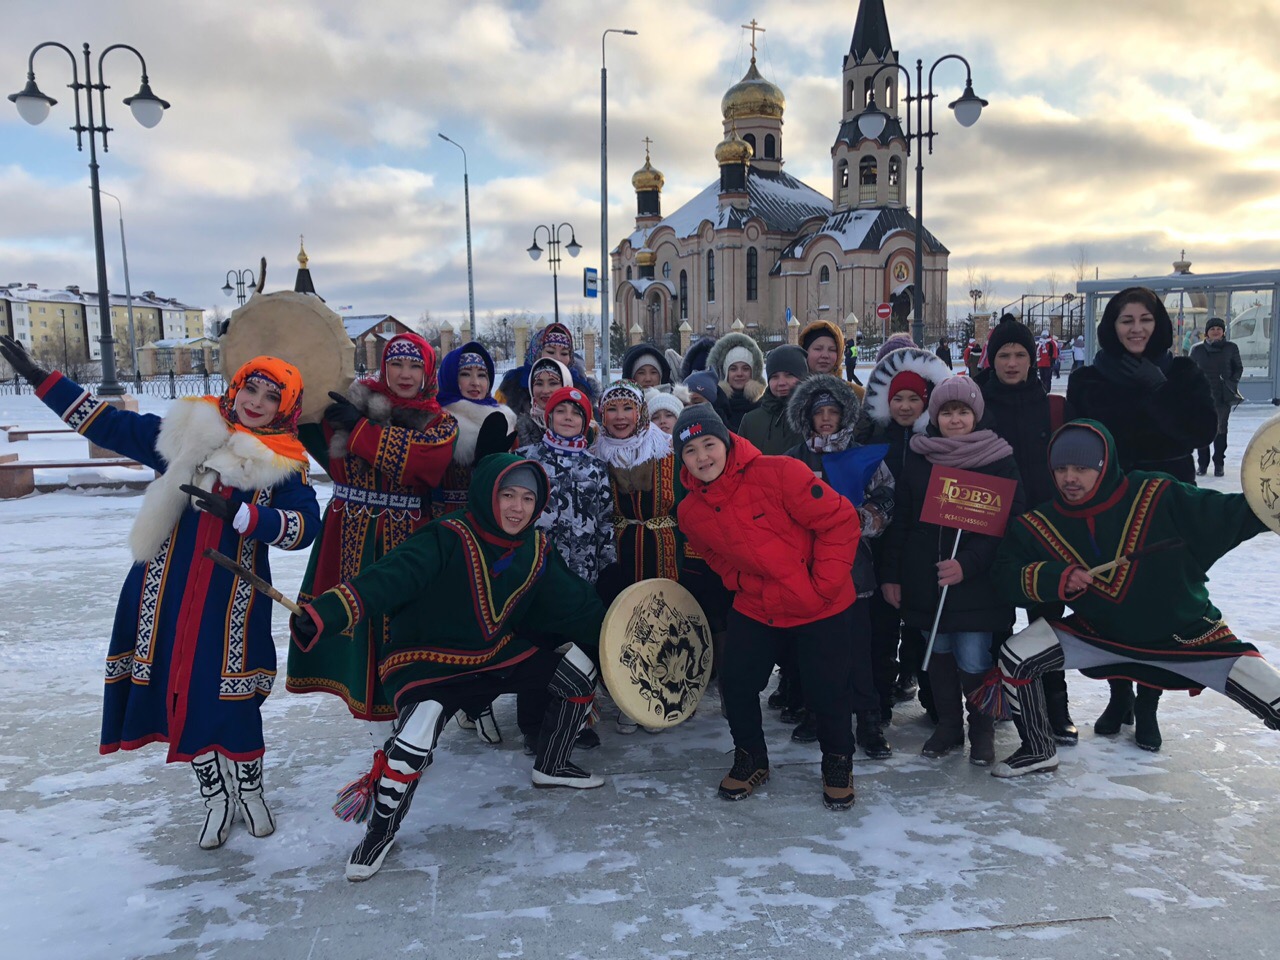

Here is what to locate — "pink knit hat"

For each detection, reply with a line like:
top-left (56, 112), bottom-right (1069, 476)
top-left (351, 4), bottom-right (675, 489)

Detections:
top-left (928, 376), bottom-right (984, 421)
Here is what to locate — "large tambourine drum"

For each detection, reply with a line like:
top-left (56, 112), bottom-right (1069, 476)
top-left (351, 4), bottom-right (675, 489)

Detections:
top-left (1242, 411), bottom-right (1280, 535)
top-left (219, 290), bottom-right (354, 424)
top-left (599, 578), bottom-right (714, 729)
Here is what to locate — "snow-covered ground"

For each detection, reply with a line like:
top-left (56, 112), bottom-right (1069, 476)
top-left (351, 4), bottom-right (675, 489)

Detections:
top-left (1, 394), bottom-right (1278, 959)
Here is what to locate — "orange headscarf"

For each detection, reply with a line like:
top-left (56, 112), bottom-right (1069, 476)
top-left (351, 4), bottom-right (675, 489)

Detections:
top-left (210, 356), bottom-right (309, 464)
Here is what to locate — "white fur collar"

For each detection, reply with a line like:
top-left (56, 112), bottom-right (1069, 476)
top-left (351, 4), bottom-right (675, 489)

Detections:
top-left (444, 399), bottom-right (516, 467)
top-left (128, 399), bottom-right (302, 562)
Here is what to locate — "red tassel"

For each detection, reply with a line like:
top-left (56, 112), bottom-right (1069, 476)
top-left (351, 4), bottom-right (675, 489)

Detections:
top-left (967, 666), bottom-right (1034, 721)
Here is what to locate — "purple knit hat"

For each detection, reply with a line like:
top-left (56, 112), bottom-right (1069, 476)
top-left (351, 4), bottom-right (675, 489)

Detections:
top-left (928, 376), bottom-right (985, 421)
top-left (875, 333), bottom-right (917, 364)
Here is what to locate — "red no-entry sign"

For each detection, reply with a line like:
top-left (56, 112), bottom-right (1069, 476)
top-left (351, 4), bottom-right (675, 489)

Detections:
top-left (876, 302), bottom-right (892, 321)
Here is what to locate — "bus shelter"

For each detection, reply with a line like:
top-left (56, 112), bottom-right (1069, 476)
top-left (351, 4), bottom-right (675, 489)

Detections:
top-left (1077, 270), bottom-right (1279, 403)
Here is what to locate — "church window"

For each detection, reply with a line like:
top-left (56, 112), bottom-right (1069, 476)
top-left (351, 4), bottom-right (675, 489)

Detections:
top-left (884, 78), bottom-right (895, 110)
top-left (838, 160), bottom-right (849, 189)
top-left (662, 261), bottom-right (671, 279)
top-left (846, 80), bottom-right (855, 113)
top-left (859, 156), bottom-right (878, 203)
top-left (744, 133), bottom-right (756, 154)
top-left (747, 247), bottom-right (758, 301)
top-left (706, 251), bottom-right (716, 303)
top-left (819, 265), bottom-right (831, 284)
top-left (679, 270), bottom-right (688, 319)
top-left (626, 266), bottom-right (632, 280)
top-left (764, 134), bottom-right (776, 159)
top-left (863, 77), bottom-right (874, 106)
top-left (888, 156), bottom-right (902, 203)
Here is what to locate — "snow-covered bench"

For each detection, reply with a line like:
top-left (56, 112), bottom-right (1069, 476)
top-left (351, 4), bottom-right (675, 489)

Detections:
top-left (0, 456), bottom-right (148, 499)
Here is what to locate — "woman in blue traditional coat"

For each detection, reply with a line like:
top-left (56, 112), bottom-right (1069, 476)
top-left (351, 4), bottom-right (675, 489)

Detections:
top-left (0, 337), bottom-right (320, 851)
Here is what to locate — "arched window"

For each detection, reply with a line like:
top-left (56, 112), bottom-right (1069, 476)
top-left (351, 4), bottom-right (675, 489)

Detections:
top-left (747, 247), bottom-right (758, 302)
top-left (743, 133), bottom-right (757, 154)
top-left (819, 265), bottom-right (831, 284)
top-left (706, 251), bottom-right (715, 303)
top-left (626, 266), bottom-right (632, 280)
top-left (764, 134), bottom-right (776, 159)
top-left (859, 156), bottom-right (878, 203)
top-left (679, 270), bottom-right (688, 319)
top-left (846, 80), bottom-right (855, 113)
top-left (838, 160), bottom-right (849, 189)
top-left (863, 77), bottom-right (874, 106)
top-left (888, 156), bottom-right (902, 204)
top-left (884, 78), bottom-right (894, 110)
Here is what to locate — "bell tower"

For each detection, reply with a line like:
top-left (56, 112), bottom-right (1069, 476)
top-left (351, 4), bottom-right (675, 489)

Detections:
top-left (720, 20), bottom-right (786, 175)
top-left (831, 0), bottom-right (907, 212)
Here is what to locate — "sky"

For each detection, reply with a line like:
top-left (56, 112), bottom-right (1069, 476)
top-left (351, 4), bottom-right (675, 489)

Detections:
top-left (2, 0), bottom-right (1280, 332)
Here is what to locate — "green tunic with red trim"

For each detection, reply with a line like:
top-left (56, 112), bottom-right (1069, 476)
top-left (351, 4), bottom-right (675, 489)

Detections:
top-left (993, 419), bottom-right (1269, 688)
top-left (298, 453), bottom-right (604, 712)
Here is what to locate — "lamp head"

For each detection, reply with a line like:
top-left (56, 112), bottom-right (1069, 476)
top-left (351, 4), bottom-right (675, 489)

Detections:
top-left (9, 77), bottom-right (56, 125)
top-left (222, 282), bottom-right (234, 297)
top-left (527, 240), bottom-right (543, 262)
top-left (123, 80), bottom-right (170, 128)
top-left (855, 95), bottom-right (888, 141)
top-left (948, 81), bottom-right (988, 128)
top-left (566, 235), bottom-right (582, 258)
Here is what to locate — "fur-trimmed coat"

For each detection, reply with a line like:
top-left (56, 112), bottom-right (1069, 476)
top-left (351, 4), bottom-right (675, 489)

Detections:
top-left (288, 380), bottom-right (457, 720)
top-left (433, 398), bottom-right (517, 519)
top-left (34, 372), bottom-right (320, 763)
top-left (706, 333), bottom-right (766, 430)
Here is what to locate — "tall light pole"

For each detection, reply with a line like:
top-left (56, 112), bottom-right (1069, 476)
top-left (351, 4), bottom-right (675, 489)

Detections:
top-left (9, 41), bottom-right (169, 396)
top-left (97, 189), bottom-right (137, 374)
top-left (438, 133), bottom-right (476, 342)
top-left (857, 56), bottom-right (987, 347)
top-left (601, 27), bottom-right (638, 378)
top-left (221, 267), bottom-right (256, 307)
top-left (527, 223), bottom-right (581, 326)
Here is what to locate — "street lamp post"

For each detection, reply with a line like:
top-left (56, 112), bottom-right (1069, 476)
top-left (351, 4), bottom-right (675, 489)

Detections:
top-left (98, 189), bottom-right (137, 374)
top-left (856, 56), bottom-right (987, 347)
top-left (9, 41), bottom-right (169, 396)
top-left (526, 223), bottom-right (581, 326)
top-left (601, 27), bottom-right (638, 379)
top-left (438, 133), bottom-right (476, 342)
top-left (501, 316), bottom-right (510, 361)
top-left (222, 268), bottom-right (257, 307)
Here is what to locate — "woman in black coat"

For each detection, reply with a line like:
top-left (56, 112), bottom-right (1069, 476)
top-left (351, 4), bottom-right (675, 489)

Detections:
top-left (1066, 286), bottom-right (1218, 744)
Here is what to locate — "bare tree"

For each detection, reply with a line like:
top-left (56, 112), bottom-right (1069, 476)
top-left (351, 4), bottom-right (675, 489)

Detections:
top-left (1044, 270), bottom-right (1059, 298)
top-left (415, 308), bottom-right (443, 345)
top-left (1070, 245), bottom-right (1091, 284)
top-left (206, 306), bottom-right (228, 339)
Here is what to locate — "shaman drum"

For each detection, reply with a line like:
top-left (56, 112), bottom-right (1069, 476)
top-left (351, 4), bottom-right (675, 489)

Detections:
top-left (599, 578), bottom-right (714, 729)
top-left (1241, 411), bottom-right (1280, 535)
top-left (219, 290), bottom-right (354, 424)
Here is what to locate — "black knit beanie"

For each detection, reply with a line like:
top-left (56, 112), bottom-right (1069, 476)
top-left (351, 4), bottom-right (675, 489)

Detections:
top-left (765, 344), bottom-right (809, 381)
top-left (1049, 426), bottom-right (1106, 470)
top-left (673, 404), bottom-right (731, 461)
top-left (986, 319), bottom-right (1037, 363)
top-left (1205, 316), bottom-right (1225, 333)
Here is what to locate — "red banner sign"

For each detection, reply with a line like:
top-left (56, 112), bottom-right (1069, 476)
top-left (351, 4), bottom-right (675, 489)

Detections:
top-left (919, 465), bottom-right (1018, 537)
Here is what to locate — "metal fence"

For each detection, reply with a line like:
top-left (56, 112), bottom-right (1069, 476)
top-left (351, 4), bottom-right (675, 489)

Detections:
top-left (0, 371), bottom-right (226, 398)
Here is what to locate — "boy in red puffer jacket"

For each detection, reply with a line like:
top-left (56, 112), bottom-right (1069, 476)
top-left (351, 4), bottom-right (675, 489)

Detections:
top-left (673, 405), bottom-right (862, 810)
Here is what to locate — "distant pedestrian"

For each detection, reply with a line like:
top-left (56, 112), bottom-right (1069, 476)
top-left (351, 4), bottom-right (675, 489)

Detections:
top-left (936, 337), bottom-right (954, 370)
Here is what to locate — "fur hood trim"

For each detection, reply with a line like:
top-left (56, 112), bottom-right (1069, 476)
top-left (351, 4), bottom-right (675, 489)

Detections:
top-left (328, 379), bottom-right (445, 460)
top-left (718, 378), bottom-right (767, 404)
top-left (706, 332), bottom-right (765, 382)
top-left (444, 398), bottom-right (517, 466)
top-left (799, 319), bottom-right (846, 359)
top-left (129, 398), bottom-right (303, 562)
top-left (863, 347), bottom-right (953, 433)
top-left (786, 374), bottom-right (861, 437)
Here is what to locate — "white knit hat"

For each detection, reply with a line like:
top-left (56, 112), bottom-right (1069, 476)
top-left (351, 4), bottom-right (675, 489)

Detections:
top-left (722, 345), bottom-right (754, 376)
top-left (645, 389), bottom-right (684, 420)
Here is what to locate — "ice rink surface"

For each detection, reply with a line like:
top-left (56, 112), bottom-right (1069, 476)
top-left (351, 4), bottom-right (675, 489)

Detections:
top-left (2, 392), bottom-right (1278, 959)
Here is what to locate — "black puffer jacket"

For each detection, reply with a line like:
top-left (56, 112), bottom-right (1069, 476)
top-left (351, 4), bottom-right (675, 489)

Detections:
top-left (980, 374), bottom-right (1071, 508)
top-left (737, 390), bottom-right (802, 455)
top-left (1189, 339), bottom-right (1243, 408)
top-left (882, 447), bottom-right (1024, 634)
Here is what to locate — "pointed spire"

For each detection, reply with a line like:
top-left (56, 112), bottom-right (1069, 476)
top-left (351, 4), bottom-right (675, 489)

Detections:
top-left (850, 0), bottom-right (893, 62)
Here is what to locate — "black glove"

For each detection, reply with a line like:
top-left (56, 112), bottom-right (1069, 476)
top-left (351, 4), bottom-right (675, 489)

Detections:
top-left (1118, 352), bottom-right (1166, 390)
top-left (323, 390), bottom-right (362, 432)
top-left (179, 483), bottom-right (236, 522)
top-left (290, 607), bottom-right (319, 647)
top-left (475, 411), bottom-right (517, 463)
top-left (0, 335), bottom-right (51, 388)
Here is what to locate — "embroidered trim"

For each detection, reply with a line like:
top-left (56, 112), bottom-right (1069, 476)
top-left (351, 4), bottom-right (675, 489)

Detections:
top-left (1022, 562), bottom-right (1045, 603)
top-left (440, 518), bottom-right (548, 638)
top-left (334, 583), bottom-right (364, 627)
top-left (104, 651), bottom-right (133, 683)
top-left (218, 669), bottom-right (276, 698)
top-left (380, 632), bottom-right (518, 672)
top-left (60, 388), bottom-right (108, 435)
top-left (270, 509), bottom-right (305, 548)
top-left (132, 535), bottom-right (174, 684)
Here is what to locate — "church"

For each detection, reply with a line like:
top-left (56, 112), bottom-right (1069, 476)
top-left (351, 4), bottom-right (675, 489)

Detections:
top-left (611, 0), bottom-right (949, 346)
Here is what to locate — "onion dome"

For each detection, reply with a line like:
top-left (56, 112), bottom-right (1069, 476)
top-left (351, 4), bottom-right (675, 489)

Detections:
top-left (632, 148), bottom-right (665, 192)
top-left (635, 250), bottom-right (657, 268)
top-left (715, 128), bottom-right (754, 165)
top-left (721, 59), bottom-right (785, 122)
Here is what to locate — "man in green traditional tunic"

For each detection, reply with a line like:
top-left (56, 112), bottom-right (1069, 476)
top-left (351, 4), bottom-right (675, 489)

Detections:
top-left (990, 420), bottom-right (1280, 778)
top-left (291, 453), bottom-right (606, 880)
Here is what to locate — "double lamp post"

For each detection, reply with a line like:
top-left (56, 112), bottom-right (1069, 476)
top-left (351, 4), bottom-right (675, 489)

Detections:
top-left (9, 41), bottom-right (169, 396)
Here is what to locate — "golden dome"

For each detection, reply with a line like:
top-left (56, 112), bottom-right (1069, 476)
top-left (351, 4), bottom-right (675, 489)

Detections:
top-left (715, 129), bottom-right (754, 165)
top-left (632, 157), bottom-right (664, 192)
top-left (721, 59), bottom-right (785, 122)
top-left (297, 235), bottom-right (308, 269)
top-left (635, 250), bottom-right (657, 268)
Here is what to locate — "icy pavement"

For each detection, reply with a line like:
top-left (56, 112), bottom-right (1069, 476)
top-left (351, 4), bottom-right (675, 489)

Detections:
top-left (1, 396), bottom-right (1278, 959)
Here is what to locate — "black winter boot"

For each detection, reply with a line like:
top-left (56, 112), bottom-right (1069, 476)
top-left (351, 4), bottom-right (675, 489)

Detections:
top-left (856, 713), bottom-right (893, 759)
top-left (1043, 672), bottom-right (1079, 746)
top-left (1094, 679), bottom-right (1135, 735)
top-left (719, 747), bottom-right (769, 801)
top-left (791, 711), bottom-right (819, 744)
top-left (921, 654), bottom-right (965, 758)
top-left (821, 753), bottom-right (855, 810)
top-left (1134, 686), bottom-right (1163, 752)
top-left (1212, 433), bottom-right (1227, 478)
top-left (959, 671), bottom-right (995, 766)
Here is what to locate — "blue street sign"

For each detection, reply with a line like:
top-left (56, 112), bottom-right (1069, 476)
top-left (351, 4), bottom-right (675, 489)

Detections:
top-left (584, 268), bottom-right (599, 298)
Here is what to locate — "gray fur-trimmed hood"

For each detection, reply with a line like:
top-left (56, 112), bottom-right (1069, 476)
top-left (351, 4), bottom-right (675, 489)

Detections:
top-left (785, 374), bottom-right (861, 438)
top-left (706, 332), bottom-right (765, 383)
top-left (862, 347), bottom-right (953, 433)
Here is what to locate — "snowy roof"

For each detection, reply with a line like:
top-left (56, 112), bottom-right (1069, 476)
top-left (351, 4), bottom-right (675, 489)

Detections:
top-left (653, 168), bottom-right (831, 240)
top-left (142, 337), bottom-right (210, 349)
top-left (343, 315), bottom-right (396, 338)
top-left (772, 206), bottom-right (948, 273)
top-left (833, 116), bottom-right (907, 150)
top-left (620, 278), bottom-right (677, 299)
